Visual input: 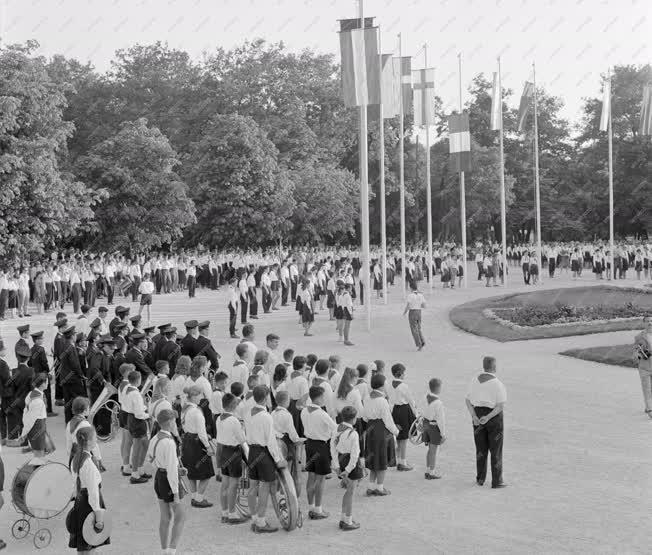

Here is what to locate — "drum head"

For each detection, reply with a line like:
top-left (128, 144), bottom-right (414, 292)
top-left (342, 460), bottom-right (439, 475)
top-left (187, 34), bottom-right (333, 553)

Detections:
top-left (24, 462), bottom-right (74, 518)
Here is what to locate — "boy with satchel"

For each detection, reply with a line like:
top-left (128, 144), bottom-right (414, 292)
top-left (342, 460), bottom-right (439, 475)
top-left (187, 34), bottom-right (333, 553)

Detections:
top-left (147, 408), bottom-right (188, 555)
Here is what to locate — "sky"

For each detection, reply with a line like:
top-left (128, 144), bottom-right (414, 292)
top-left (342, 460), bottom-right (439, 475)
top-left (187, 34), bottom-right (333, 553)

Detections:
top-left (1, 0), bottom-right (650, 127)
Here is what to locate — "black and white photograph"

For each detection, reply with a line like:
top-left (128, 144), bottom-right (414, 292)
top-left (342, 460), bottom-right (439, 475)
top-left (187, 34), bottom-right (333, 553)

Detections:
top-left (0, 0), bottom-right (650, 553)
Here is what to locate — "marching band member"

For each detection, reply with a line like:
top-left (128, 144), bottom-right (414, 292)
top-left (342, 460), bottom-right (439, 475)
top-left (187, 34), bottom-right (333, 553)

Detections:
top-left (147, 408), bottom-right (187, 555)
top-left (21, 373), bottom-right (55, 459)
top-left (66, 396), bottom-right (103, 469)
top-left (422, 378), bottom-right (446, 480)
top-left (68, 426), bottom-right (110, 553)
top-left (180, 384), bottom-right (215, 508)
top-left (246, 385), bottom-right (286, 533)
top-left (215, 393), bottom-right (248, 524)
top-left (388, 363), bottom-right (417, 472)
top-left (124, 370), bottom-right (151, 484)
top-left (330, 405), bottom-right (363, 531)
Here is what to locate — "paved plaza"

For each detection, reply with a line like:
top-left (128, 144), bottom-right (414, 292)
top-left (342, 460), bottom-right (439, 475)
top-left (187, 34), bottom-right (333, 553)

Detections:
top-left (1, 274), bottom-right (650, 554)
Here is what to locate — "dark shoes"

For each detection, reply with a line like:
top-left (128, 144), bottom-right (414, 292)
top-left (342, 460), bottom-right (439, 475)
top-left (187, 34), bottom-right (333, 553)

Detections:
top-left (339, 520), bottom-right (360, 531)
top-left (424, 472), bottom-right (442, 480)
top-left (191, 499), bottom-right (213, 508)
top-left (47, 411), bottom-right (58, 417)
top-left (492, 482), bottom-right (508, 489)
top-left (476, 479), bottom-right (485, 486)
top-left (130, 476), bottom-right (149, 484)
top-left (252, 522), bottom-right (278, 533)
top-left (396, 463), bottom-right (413, 471)
top-left (230, 334), bottom-right (239, 339)
top-left (308, 510), bottom-right (329, 520)
top-left (227, 515), bottom-right (249, 524)
top-left (366, 488), bottom-right (391, 496)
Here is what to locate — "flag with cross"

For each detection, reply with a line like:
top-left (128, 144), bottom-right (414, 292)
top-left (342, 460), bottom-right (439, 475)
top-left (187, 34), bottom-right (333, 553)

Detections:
top-left (412, 67), bottom-right (435, 127)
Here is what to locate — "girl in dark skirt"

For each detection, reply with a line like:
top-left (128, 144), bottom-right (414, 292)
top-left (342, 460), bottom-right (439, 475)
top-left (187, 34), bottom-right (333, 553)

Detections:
top-left (334, 368), bottom-right (365, 457)
top-left (363, 374), bottom-right (398, 496)
top-left (388, 363), bottom-right (417, 472)
top-left (180, 384), bottom-right (215, 508)
top-left (21, 373), bottom-right (55, 459)
top-left (528, 251), bottom-right (539, 285)
top-left (300, 279), bottom-right (314, 337)
top-left (326, 271), bottom-right (336, 320)
top-left (334, 280), bottom-right (345, 342)
top-left (67, 426), bottom-right (109, 553)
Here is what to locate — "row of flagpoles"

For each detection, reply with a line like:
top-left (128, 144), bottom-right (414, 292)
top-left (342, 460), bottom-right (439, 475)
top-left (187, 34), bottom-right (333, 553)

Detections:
top-left (339, 1), bottom-right (652, 331)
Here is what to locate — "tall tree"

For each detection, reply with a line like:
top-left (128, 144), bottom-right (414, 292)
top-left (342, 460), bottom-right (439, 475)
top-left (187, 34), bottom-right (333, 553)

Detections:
top-left (184, 114), bottom-right (294, 248)
top-left (76, 118), bottom-right (195, 251)
top-left (0, 42), bottom-right (98, 258)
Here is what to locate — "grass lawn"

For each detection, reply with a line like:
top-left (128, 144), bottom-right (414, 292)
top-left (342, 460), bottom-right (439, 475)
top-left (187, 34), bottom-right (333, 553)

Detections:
top-left (449, 285), bottom-right (652, 342)
top-left (560, 344), bottom-right (637, 368)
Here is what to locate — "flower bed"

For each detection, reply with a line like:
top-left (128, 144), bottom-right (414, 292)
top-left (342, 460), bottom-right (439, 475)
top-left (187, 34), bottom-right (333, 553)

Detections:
top-left (489, 303), bottom-right (652, 328)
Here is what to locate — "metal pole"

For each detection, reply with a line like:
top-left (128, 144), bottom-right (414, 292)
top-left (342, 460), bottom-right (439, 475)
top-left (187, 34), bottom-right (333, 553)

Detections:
top-left (498, 56), bottom-right (507, 285)
top-left (399, 33), bottom-right (406, 298)
top-left (533, 61), bottom-right (543, 285)
top-left (379, 36), bottom-right (387, 304)
top-left (607, 69), bottom-right (614, 278)
top-left (458, 53), bottom-right (468, 288)
top-left (425, 45), bottom-right (433, 291)
top-left (358, 0), bottom-right (371, 330)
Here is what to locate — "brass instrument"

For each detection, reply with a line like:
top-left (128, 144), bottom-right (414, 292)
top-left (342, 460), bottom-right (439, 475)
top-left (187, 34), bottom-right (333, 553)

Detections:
top-left (89, 383), bottom-right (120, 442)
top-left (140, 374), bottom-right (155, 402)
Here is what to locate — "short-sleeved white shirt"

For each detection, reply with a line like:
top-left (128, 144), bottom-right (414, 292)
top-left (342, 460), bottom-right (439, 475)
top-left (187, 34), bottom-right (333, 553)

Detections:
top-left (406, 292), bottom-right (425, 310)
top-left (466, 372), bottom-right (507, 408)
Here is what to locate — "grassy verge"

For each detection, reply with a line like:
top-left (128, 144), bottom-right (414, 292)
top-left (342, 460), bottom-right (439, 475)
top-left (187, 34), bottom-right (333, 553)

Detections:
top-left (560, 344), bottom-right (636, 368)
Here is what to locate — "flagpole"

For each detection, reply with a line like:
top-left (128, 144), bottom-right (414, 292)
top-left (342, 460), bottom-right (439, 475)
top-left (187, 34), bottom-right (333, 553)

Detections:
top-left (458, 53), bottom-right (468, 288)
top-left (399, 33), bottom-right (406, 298)
top-left (424, 44), bottom-right (433, 291)
top-left (357, 0), bottom-right (371, 330)
top-left (378, 36), bottom-right (387, 305)
top-left (532, 61), bottom-right (543, 285)
top-left (607, 68), bottom-right (614, 278)
top-left (498, 56), bottom-right (507, 285)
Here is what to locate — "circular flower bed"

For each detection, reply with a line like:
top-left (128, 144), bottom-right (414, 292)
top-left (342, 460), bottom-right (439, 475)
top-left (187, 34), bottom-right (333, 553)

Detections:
top-left (491, 303), bottom-right (652, 327)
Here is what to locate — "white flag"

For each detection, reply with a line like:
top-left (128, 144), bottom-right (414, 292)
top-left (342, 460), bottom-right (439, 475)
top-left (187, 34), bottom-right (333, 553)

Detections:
top-left (600, 77), bottom-right (611, 132)
top-left (490, 72), bottom-right (501, 131)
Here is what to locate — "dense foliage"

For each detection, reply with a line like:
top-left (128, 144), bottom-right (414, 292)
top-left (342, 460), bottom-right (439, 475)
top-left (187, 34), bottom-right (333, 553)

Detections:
top-left (0, 39), bottom-right (649, 257)
top-left (493, 303), bottom-right (652, 327)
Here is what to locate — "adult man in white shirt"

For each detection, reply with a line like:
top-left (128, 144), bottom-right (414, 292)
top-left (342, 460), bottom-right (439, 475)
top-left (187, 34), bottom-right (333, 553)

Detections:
top-left (104, 259), bottom-right (116, 305)
top-left (465, 356), bottom-right (507, 489)
top-left (403, 285), bottom-right (426, 351)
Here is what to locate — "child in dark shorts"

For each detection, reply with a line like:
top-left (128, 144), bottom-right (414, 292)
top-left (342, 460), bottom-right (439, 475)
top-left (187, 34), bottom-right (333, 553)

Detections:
top-left (215, 393), bottom-right (248, 524)
top-left (422, 378), bottom-right (446, 480)
top-left (330, 405), bottom-right (363, 531)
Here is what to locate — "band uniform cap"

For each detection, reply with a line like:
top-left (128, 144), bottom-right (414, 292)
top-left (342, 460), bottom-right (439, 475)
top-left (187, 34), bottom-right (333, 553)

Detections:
top-left (143, 325), bottom-right (156, 333)
top-left (114, 322), bottom-right (128, 331)
top-left (15, 344), bottom-right (32, 358)
top-left (30, 330), bottom-right (44, 339)
top-left (184, 320), bottom-right (199, 329)
top-left (62, 325), bottom-right (76, 337)
top-left (17, 324), bottom-right (30, 334)
top-left (55, 319), bottom-right (68, 328)
top-left (97, 335), bottom-right (116, 346)
top-left (98, 306), bottom-right (109, 313)
top-left (198, 320), bottom-right (210, 330)
top-left (82, 508), bottom-right (112, 547)
top-left (90, 318), bottom-right (102, 329)
top-left (157, 323), bottom-right (172, 332)
top-left (115, 305), bottom-right (130, 315)
top-left (164, 326), bottom-right (177, 335)
top-left (130, 315), bottom-right (142, 324)
top-left (76, 332), bottom-right (86, 344)
top-left (81, 304), bottom-right (92, 313)
top-left (130, 332), bottom-right (146, 341)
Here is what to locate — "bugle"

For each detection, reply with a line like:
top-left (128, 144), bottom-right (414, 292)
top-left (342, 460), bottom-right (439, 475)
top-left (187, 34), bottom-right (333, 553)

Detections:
top-left (89, 383), bottom-right (120, 442)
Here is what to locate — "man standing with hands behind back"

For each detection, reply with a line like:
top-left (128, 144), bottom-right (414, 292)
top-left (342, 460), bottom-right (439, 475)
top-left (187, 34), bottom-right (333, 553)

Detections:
top-left (465, 356), bottom-right (507, 489)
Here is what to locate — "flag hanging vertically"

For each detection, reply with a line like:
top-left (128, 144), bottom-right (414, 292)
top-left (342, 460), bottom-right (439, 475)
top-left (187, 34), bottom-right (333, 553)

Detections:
top-left (640, 85), bottom-right (652, 136)
top-left (396, 56), bottom-right (412, 113)
top-left (381, 53), bottom-right (401, 118)
top-left (449, 112), bottom-right (471, 172)
top-left (490, 71), bottom-right (501, 131)
top-left (338, 17), bottom-right (375, 31)
top-left (412, 68), bottom-right (435, 127)
top-left (599, 76), bottom-right (611, 132)
top-left (517, 81), bottom-right (534, 132)
top-left (339, 26), bottom-right (380, 107)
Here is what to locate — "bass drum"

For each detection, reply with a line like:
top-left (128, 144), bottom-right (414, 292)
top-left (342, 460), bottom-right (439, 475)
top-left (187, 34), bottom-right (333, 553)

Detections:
top-left (12, 461), bottom-right (74, 518)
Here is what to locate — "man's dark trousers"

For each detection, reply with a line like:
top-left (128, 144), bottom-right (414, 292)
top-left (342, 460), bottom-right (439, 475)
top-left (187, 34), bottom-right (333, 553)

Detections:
top-left (472, 407), bottom-right (503, 486)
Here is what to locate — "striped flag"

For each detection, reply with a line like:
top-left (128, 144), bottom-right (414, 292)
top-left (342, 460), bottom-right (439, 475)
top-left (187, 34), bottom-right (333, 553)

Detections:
top-left (599, 77), bottom-right (611, 132)
top-left (517, 81), bottom-right (534, 133)
top-left (396, 56), bottom-right (412, 114)
top-left (490, 72), bottom-right (501, 131)
top-left (339, 27), bottom-right (380, 107)
top-left (412, 68), bottom-right (435, 127)
top-left (449, 112), bottom-right (471, 173)
top-left (639, 85), bottom-right (652, 136)
top-left (381, 53), bottom-right (401, 118)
